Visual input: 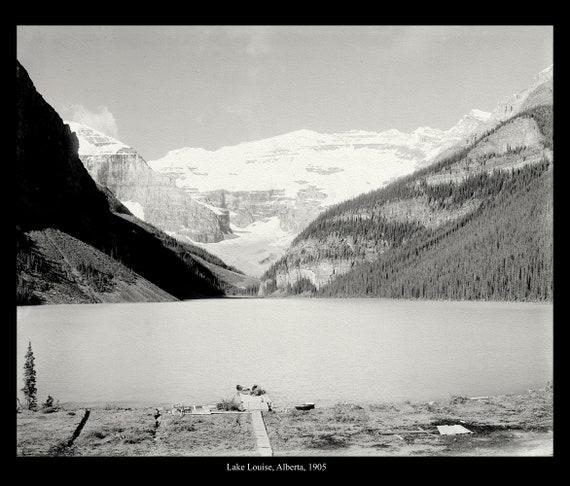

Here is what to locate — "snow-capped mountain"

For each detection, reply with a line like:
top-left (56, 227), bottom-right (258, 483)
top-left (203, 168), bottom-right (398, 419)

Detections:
top-left (67, 121), bottom-right (131, 155)
top-left (66, 121), bottom-right (231, 243)
top-left (146, 110), bottom-right (490, 276)
top-left (149, 111), bottom-right (490, 207)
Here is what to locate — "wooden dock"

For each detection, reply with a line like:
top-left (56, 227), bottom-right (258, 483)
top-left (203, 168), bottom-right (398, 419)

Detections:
top-left (238, 392), bottom-right (272, 411)
top-left (171, 393), bottom-right (275, 455)
top-left (251, 410), bottom-right (273, 456)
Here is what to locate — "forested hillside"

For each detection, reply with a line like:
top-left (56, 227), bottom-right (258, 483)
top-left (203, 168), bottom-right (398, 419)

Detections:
top-left (260, 104), bottom-right (553, 301)
top-left (319, 160), bottom-right (552, 300)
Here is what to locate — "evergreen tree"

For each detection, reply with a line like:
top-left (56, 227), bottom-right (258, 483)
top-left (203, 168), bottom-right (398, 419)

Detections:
top-left (21, 341), bottom-right (37, 410)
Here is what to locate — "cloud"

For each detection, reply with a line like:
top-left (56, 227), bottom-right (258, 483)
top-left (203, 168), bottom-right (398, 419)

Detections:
top-left (65, 104), bottom-right (119, 138)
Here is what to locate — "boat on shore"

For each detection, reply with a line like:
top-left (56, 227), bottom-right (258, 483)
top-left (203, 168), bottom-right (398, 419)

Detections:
top-left (295, 403), bottom-right (315, 411)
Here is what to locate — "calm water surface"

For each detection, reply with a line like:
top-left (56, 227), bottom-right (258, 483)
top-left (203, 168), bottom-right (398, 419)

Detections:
top-left (16, 299), bottom-right (553, 408)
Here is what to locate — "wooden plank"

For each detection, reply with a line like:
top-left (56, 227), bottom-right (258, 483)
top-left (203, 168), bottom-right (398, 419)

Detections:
top-left (251, 411), bottom-right (273, 457)
top-left (210, 411), bottom-right (250, 414)
top-left (437, 425), bottom-right (473, 435)
top-left (377, 430), bottom-right (435, 435)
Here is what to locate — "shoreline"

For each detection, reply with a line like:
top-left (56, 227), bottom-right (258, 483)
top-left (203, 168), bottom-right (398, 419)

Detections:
top-left (50, 384), bottom-right (546, 411)
top-left (17, 386), bottom-right (553, 457)
top-left (16, 296), bottom-right (554, 309)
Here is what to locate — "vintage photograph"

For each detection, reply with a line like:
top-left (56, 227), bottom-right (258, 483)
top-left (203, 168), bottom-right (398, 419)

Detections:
top-left (16, 25), bottom-right (553, 460)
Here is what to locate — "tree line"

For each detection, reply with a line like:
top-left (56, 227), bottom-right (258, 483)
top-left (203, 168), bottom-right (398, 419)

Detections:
top-left (317, 159), bottom-right (552, 301)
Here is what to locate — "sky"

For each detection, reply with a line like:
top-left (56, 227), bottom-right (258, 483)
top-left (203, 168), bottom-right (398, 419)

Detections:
top-left (17, 25), bottom-right (553, 161)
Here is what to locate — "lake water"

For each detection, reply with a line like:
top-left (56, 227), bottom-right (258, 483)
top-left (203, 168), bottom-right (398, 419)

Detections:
top-left (16, 299), bottom-right (553, 408)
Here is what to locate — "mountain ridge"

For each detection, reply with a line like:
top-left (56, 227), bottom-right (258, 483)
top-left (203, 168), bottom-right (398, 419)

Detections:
top-left (257, 85), bottom-right (553, 301)
top-left (65, 121), bottom-right (232, 243)
top-left (16, 60), bottom-right (248, 305)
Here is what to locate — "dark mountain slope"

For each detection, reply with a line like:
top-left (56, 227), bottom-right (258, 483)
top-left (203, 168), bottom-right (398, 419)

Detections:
top-left (16, 60), bottom-right (233, 304)
top-left (16, 227), bottom-right (175, 305)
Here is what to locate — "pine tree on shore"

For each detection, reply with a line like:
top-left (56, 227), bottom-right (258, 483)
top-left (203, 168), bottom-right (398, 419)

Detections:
top-left (22, 341), bottom-right (37, 410)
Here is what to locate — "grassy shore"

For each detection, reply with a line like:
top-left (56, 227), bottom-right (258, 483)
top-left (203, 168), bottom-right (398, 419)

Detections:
top-left (16, 386), bottom-right (553, 457)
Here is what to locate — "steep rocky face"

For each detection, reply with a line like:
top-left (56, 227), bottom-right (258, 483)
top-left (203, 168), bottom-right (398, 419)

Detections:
top-left (259, 258), bottom-right (357, 295)
top-left (16, 60), bottom-right (232, 303)
top-left (489, 65), bottom-right (553, 124)
top-left (202, 185), bottom-right (326, 232)
top-left (519, 77), bottom-right (553, 114)
top-left (259, 231), bottom-right (383, 293)
top-left (424, 66), bottom-right (553, 170)
top-left (16, 63), bottom-right (111, 232)
top-left (67, 122), bottom-right (231, 243)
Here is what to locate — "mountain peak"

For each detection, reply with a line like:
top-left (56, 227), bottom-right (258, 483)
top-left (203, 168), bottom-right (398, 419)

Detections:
top-left (534, 64), bottom-right (553, 86)
top-left (412, 126), bottom-right (443, 135)
top-left (443, 109), bottom-right (490, 141)
top-left (288, 128), bottom-right (321, 137)
top-left (65, 120), bottom-right (130, 155)
top-left (465, 109), bottom-right (491, 121)
top-left (489, 64), bottom-right (553, 124)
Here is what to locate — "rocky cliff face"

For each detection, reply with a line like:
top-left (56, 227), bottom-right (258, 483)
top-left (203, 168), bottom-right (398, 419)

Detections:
top-left (424, 65), bottom-right (554, 169)
top-left (490, 65), bottom-right (553, 124)
top-left (67, 122), bottom-right (231, 243)
top-left (259, 258), bottom-right (357, 294)
top-left (202, 184), bottom-right (326, 232)
top-left (16, 64), bottom-right (110, 232)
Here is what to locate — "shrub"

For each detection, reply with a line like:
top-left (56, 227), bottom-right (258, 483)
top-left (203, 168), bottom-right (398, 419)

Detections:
top-left (450, 395), bottom-right (468, 405)
top-left (41, 395), bottom-right (60, 412)
top-left (216, 397), bottom-right (241, 411)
